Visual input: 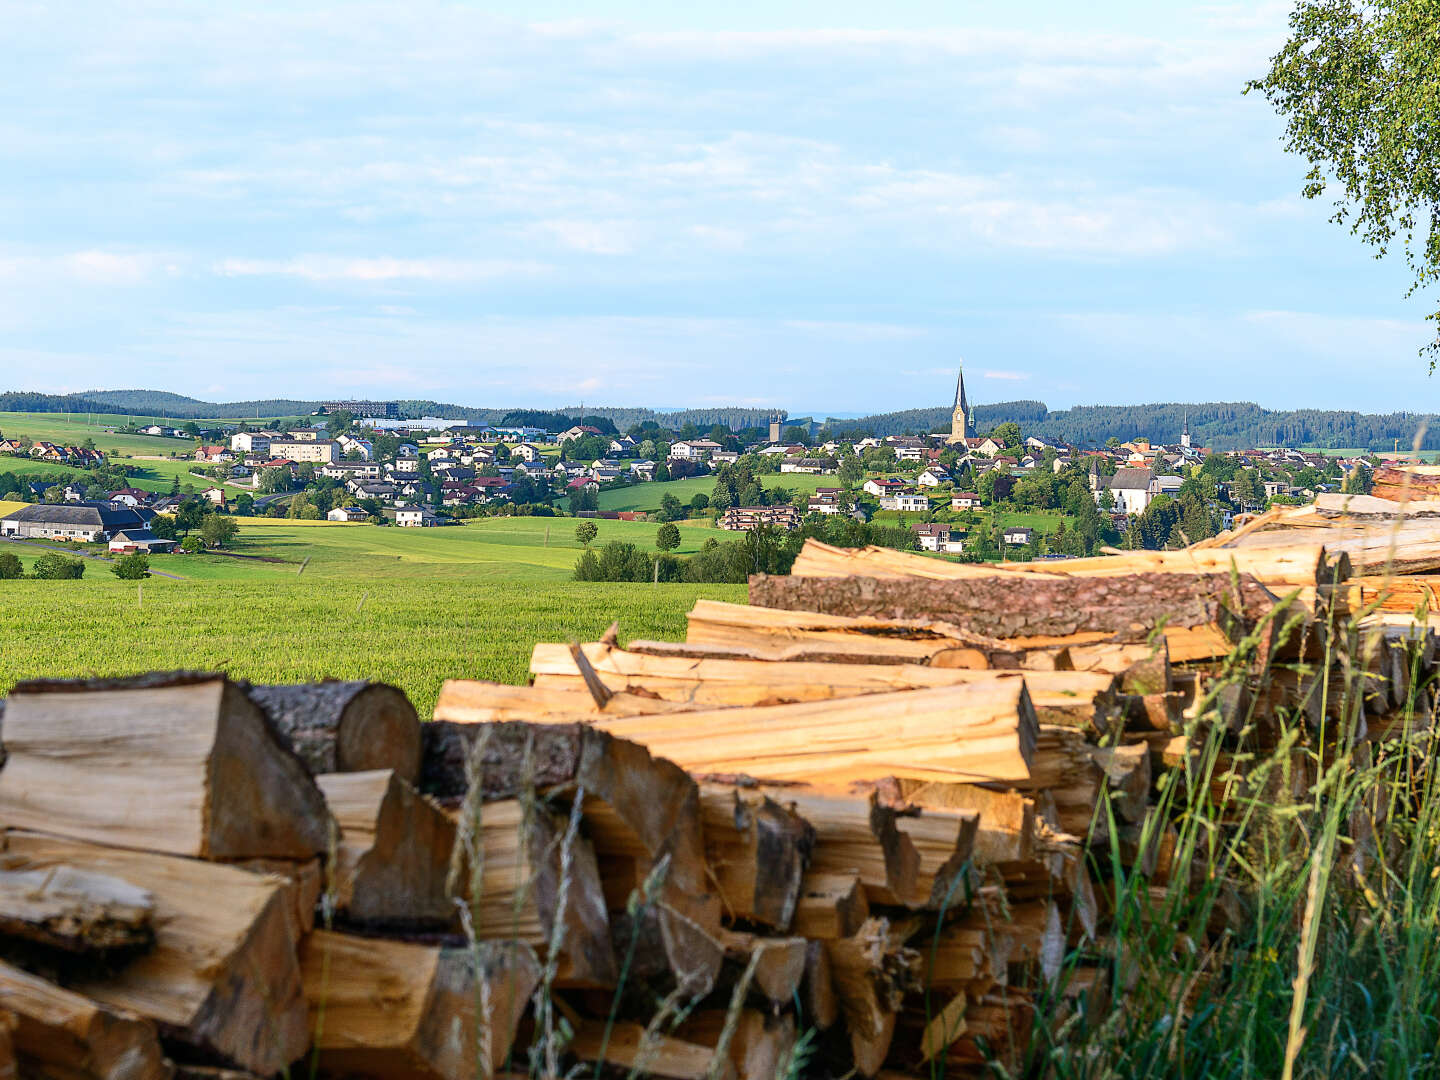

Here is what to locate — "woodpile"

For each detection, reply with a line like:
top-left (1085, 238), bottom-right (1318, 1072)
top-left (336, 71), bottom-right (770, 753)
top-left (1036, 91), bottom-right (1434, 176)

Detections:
top-left (2, 486), bottom-right (1439, 1077)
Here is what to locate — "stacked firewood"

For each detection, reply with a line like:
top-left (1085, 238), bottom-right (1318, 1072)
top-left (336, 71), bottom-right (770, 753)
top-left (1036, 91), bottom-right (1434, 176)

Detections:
top-left (0, 477), bottom-right (1438, 1078)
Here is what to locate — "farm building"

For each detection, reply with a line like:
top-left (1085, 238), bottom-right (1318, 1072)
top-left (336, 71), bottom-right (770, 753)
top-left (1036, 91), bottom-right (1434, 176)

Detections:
top-left (107, 529), bottom-right (176, 554)
top-left (0, 502), bottom-right (150, 543)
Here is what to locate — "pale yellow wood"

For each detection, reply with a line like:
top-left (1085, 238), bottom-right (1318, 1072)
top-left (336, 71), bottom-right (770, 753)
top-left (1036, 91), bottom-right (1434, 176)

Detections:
top-left (567, 1020), bottom-right (729, 1080)
top-left (432, 680), bottom-right (688, 724)
top-left (0, 679), bottom-right (330, 860)
top-left (302, 929), bottom-right (539, 1080)
top-left (2, 832), bottom-right (307, 1075)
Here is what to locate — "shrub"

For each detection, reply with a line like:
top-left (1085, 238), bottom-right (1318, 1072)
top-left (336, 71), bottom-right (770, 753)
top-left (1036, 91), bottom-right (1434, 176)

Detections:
top-left (31, 552), bottom-right (85, 579)
top-left (110, 552), bottom-right (150, 580)
top-left (655, 523), bottom-right (682, 552)
top-left (0, 552), bottom-right (22, 579)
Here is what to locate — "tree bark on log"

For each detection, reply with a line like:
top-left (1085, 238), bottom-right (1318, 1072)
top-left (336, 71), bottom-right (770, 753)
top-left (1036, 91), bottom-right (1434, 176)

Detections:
top-left (749, 570), bottom-right (1281, 642)
top-left (0, 865), bottom-right (154, 957)
top-left (0, 675), bottom-right (332, 861)
top-left (243, 680), bottom-right (421, 784)
top-left (699, 786), bottom-right (814, 930)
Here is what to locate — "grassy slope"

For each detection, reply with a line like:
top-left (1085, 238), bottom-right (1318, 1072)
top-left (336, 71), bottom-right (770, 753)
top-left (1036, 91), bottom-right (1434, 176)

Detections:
top-left (0, 412), bottom-right (227, 492)
top-left (596, 472), bottom-right (832, 512)
top-left (0, 516), bottom-right (741, 713)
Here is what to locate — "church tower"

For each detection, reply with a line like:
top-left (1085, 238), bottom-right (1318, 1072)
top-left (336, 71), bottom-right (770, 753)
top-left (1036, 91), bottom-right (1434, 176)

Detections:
top-left (1181, 411), bottom-right (1192, 450)
top-left (949, 363), bottom-right (972, 444)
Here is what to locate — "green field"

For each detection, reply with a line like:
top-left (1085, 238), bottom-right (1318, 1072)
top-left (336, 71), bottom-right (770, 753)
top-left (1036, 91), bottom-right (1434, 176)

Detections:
top-left (0, 411), bottom-right (233, 493)
top-left (0, 516), bottom-right (742, 713)
top-left (595, 472), bottom-right (833, 512)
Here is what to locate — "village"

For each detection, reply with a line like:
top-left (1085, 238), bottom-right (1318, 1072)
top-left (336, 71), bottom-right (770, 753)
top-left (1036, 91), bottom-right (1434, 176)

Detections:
top-left (0, 367), bottom-right (1387, 563)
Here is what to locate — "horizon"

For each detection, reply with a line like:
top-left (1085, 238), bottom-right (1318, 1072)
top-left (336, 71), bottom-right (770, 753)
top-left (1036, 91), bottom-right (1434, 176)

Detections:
top-left (4, 2), bottom-right (1437, 412)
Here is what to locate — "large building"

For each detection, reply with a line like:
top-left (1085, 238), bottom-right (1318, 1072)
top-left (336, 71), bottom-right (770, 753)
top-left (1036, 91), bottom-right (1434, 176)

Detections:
top-left (719, 505), bottom-right (802, 531)
top-left (0, 502), bottom-right (150, 543)
top-left (269, 439), bottom-right (340, 464)
top-left (947, 362), bottom-right (975, 445)
top-left (322, 401), bottom-right (399, 419)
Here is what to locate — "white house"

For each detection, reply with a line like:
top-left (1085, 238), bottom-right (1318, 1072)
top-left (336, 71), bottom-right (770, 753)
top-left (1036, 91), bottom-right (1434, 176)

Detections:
top-left (916, 467), bottom-right (950, 488)
top-left (395, 505), bottom-right (442, 527)
top-left (880, 493), bottom-right (929, 513)
top-left (230, 432), bottom-right (271, 454)
top-left (1101, 468), bottom-right (1156, 515)
top-left (913, 522), bottom-right (965, 553)
top-left (336, 434), bottom-right (374, 460)
top-left (512, 443), bottom-right (546, 463)
top-left (200, 487), bottom-right (227, 506)
top-left (864, 478), bottom-right (906, 498)
top-left (327, 506), bottom-right (370, 522)
top-left (950, 492), bottom-right (982, 510)
top-left (1003, 526), bottom-right (1035, 546)
top-left (670, 439), bottom-right (722, 461)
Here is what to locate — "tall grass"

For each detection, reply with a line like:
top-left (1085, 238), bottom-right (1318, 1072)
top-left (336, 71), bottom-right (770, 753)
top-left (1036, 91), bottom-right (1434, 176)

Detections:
top-left (1028, 572), bottom-right (1440, 1078)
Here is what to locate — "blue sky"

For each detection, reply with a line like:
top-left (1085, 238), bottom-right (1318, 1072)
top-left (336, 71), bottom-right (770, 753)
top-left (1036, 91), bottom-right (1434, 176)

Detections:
top-left (2, 0), bottom-right (1434, 414)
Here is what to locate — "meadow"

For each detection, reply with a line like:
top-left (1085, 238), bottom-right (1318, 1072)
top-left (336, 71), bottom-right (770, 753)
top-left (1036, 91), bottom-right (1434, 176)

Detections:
top-left (596, 472), bottom-right (833, 512)
top-left (0, 411), bottom-right (222, 492)
top-left (0, 515), bottom-right (743, 713)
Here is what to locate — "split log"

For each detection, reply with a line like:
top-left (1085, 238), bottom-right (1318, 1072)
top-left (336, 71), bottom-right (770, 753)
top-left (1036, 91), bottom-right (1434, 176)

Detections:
top-left (1011, 726), bottom-right (1106, 836)
top-left (243, 680), bottom-right (421, 783)
top-left (0, 959), bottom-right (167, 1080)
top-left (706, 784), bottom-right (978, 908)
top-left (0, 964), bottom-right (155, 1080)
top-left (699, 786), bottom-right (814, 930)
top-left (716, 930), bottom-right (809, 1005)
top-left (793, 872), bottom-right (869, 940)
top-left (827, 918), bottom-right (922, 1078)
top-left (316, 770), bottom-right (457, 929)
top-left (749, 569), bottom-right (1284, 646)
top-left (681, 600), bottom-right (1031, 668)
top-left (427, 722), bottom-right (722, 996)
top-left (3, 832), bottom-right (307, 1074)
top-left (516, 682), bottom-right (1037, 787)
top-left (675, 1010), bottom-right (797, 1080)
top-left (804, 939), bottom-right (840, 1029)
top-left (567, 1020), bottom-right (730, 1080)
top-left (531, 643), bottom-right (1117, 731)
top-left (301, 930), bottom-right (539, 1080)
top-left (458, 797), bottom-right (617, 988)
top-left (870, 779), bottom-right (1036, 864)
top-left (0, 862), bottom-right (154, 956)
top-left (430, 681), bottom-right (690, 726)
top-left (0, 674), bottom-right (331, 860)
top-left (233, 857), bottom-right (321, 937)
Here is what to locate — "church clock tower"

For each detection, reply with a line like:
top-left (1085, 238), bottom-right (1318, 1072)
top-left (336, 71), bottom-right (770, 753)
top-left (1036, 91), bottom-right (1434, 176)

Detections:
top-left (949, 363), bottom-right (972, 444)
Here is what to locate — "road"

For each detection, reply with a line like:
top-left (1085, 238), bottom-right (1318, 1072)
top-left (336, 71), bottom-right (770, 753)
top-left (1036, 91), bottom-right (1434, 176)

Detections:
top-left (0, 536), bottom-right (186, 580)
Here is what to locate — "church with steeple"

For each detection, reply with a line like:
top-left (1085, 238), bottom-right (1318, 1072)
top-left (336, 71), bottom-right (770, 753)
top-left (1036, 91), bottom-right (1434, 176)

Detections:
top-left (947, 362), bottom-right (975, 445)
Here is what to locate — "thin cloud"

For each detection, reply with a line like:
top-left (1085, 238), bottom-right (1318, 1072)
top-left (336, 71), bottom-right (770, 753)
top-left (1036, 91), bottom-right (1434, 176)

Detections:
top-left (212, 256), bottom-right (549, 282)
top-left (982, 369), bottom-right (1031, 381)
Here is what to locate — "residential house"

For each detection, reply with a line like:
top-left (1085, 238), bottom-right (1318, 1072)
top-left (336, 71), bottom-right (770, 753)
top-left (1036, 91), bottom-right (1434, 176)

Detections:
top-left (608, 436), bottom-right (637, 456)
top-left (719, 505), bottom-right (803, 531)
top-left (962, 437), bottom-right (1004, 457)
top-left (395, 505), bottom-right (445, 527)
top-left (591, 466), bottom-right (624, 484)
top-left (1100, 468), bottom-right (1155, 514)
top-left (199, 487), bottom-right (227, 507)
top-left (912, 522), bottom-right (965, 554)
top-left (916, 467), bottom-right (950, 488)
top-left (336, 434), bottom-right (374, 460)
top-left (880, 493), bottom-right (930, 513)
top-left (629, 460), bottom-right (656, 481)
top-left (139, 425), bottom-right (167, 436)
top-left (710, 451), bottom-right (740, 466)
top-left (808, 489), bottom-right (844, 515)
top-left (512, 443), bottom-right (546, 463)
top-left (512, 460), bottom-right (549, 478)
top-left (391, 444), bottom-right (421, 474)
top-left (193, 445), bottom-right (233, 464)
top-left (1003, 526), bottom-right (1035, 546)
top-left (230, 432), bottom-right (270, 455)
top-left (950, 491), bottom-right (982, 510)
top-left (285, 428), bottom-right (323, 442)
top-left (779, 458), bottom-right (835, 475)
top-left (327, 506), bottom-right (371, 522)
top-left (566, 476), bottom-right (600, 496)
top-left (863, 477), bottom-right (907, 498)
top-left (670, 439), bottom-right (722, 462)
top-left (317, 462), bottom-right (383, 482)
top-left (107, 488), bottom-right (150, 508)
top-left (558, 425), bottom-right (602, 443)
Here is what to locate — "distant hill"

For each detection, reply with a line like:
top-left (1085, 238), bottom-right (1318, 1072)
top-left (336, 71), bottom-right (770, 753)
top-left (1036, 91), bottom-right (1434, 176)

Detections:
top-left (6, 388), bottom-right (1436, 450)
top-left (827, 400), bottom-right (1440, 451)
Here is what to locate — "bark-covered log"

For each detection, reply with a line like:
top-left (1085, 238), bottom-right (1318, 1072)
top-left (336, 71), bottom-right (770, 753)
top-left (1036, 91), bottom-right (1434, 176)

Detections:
top-left (0, 675), bottom-right (331, 861)
top-left (749, 570), bottom-right (1282, 643)
top-left (700, 786), bottom-right (814, 930)
top-left (243, 680), bottom-right (421, 784)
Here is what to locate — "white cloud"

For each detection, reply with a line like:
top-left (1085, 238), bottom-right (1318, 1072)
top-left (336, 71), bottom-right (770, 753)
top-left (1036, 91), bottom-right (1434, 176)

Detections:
top-left (981, 369), bottom-right (1030, 381)
top-left (212, 256), bottom-right (549, 282)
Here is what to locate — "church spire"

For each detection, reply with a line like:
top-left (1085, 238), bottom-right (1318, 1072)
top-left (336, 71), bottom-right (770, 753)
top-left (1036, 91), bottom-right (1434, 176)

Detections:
top-left (949, 361), bottom-right (972, 443)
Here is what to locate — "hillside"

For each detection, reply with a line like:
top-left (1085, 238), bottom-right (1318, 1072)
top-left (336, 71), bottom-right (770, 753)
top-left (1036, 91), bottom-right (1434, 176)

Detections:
top-left (828, 400), bottom-right (1440, 451)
